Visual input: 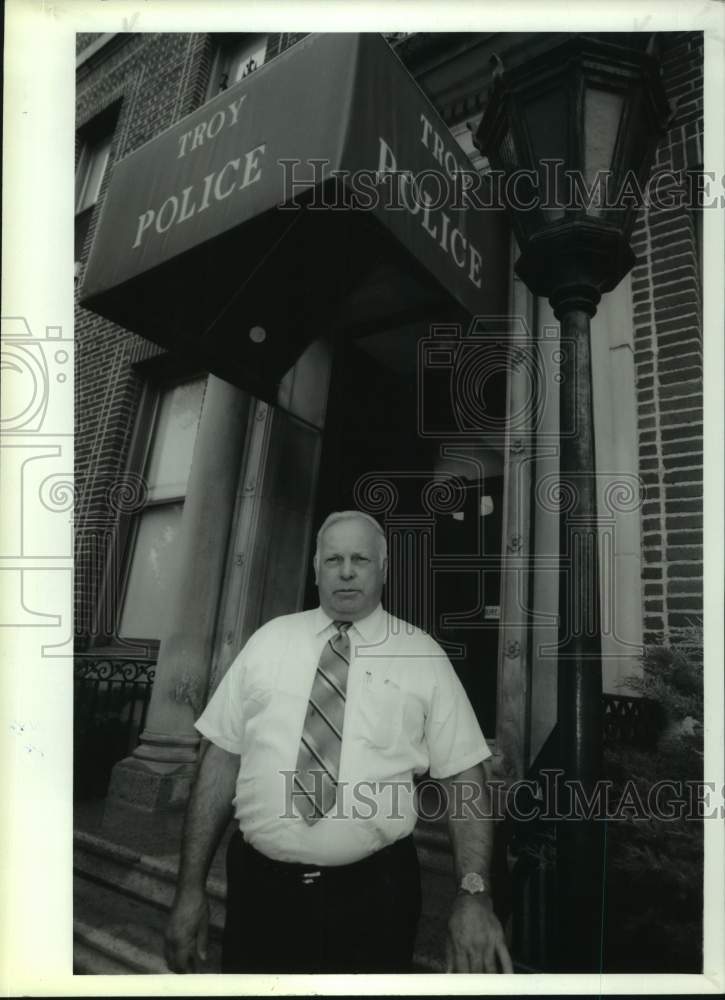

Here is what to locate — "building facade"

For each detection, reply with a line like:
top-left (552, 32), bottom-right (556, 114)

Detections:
top-left (73, 30), bottom-right (704, 973)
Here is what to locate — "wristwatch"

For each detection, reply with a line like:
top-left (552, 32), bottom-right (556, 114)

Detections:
top-left (458, 872), bottom-right (490, 896)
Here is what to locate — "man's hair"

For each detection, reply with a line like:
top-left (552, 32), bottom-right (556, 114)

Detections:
top-left (314, 510), bottom-right (387, 568)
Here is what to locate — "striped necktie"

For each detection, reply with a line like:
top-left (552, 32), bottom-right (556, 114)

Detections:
top-left (294, 621), bottom-right (352, 824)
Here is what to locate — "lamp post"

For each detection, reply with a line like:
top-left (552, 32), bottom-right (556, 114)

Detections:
top-left (474, 34), bottom-right (670, 971)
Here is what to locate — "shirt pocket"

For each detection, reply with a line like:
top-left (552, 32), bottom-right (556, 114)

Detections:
top-left (356, 676), bottom-right (405, 750)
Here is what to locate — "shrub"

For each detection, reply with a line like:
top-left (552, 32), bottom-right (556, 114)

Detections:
top-left (603, 623), bottom-right (703, 972)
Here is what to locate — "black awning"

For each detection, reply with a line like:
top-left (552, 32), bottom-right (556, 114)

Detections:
top-left (80, 33), bottom-right (509, 397)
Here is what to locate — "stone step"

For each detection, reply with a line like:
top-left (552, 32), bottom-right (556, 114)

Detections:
top-left (74, 828), bottom-right (226, 933)
top-left (74, 823), bottom-right (451, 974)
top-left (74, 921), bottom-right (168, 975)
top-left (74, 880), bottom-right (169, 974)
top-left (73, 937), bottom-right (136, 975)
top-left (74, 870), bottom-right (221, 974)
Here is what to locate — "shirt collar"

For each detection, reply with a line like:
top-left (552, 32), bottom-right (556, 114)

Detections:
top-left (313, 603), bottom-right (386, 643)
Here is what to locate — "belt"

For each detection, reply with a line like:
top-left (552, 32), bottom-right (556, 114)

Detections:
top-left (239, 833), bottom-right (415, 887)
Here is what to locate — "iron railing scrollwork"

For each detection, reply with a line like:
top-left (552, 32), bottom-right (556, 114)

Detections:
top-left (510, 693), bottom-right (659, 971)
top-left (73, 656), bottom-right (156, 799)
top-left (602, 692), bottom-right (662, 747)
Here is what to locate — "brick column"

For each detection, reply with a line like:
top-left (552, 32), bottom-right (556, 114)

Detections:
top-left (105, 376), bottom-right (249, 818)
top-left (631, 32), bottom-right (703, 644)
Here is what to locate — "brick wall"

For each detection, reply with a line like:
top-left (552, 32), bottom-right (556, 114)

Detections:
top-left (75, 33), bottom-right (207, 646)
top-left (631, 31), bottom-right (703, 644)
top-left (74, 32), bottom-right (307, 646)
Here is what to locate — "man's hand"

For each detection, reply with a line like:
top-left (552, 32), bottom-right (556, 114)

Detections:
top-left (165, 886), bottom-right (209, 973)
top-left (445, 893), bottom-right (513, 973)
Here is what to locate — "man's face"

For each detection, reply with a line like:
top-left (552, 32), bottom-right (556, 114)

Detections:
top-left (315, 517), bottom-right (387, 622)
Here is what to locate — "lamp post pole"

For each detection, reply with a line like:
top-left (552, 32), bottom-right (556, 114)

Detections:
top-left (515, 232), bottom-right (635, 970)
top-left (474, 32), bottom-right (671, 972)
top-left (551, 289), bottom-right (604, 972)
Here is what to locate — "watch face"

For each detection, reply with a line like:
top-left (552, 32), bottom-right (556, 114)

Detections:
top-left (461, 872), bottom-right (487, 894)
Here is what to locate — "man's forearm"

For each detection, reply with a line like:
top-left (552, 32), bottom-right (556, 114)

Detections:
top-left (441, 762), bottom-right (512, 972)
top-left (176, 741), bottom-right (240, 894)
top-left (442, 763), bottom-right (494, 881)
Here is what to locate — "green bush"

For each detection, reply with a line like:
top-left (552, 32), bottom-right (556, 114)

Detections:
top-left (603, 624), bottom-right (703, 972)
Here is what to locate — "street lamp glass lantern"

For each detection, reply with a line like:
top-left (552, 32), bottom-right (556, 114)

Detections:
top-left (475, 34), bottom-right (671, 311)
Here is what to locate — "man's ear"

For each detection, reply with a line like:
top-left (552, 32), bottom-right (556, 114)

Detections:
top-left (382, 556), bottom-right (388, 582)
top-left (313, 555), bottom-right (319, 585)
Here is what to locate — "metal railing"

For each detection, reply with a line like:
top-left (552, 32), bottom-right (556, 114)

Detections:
top-left (74, 656), bottom-right (156, 799)
top-left (602, 692), bottom-right (662, 746)
top-left (510, 693), bottom-right (660, 971)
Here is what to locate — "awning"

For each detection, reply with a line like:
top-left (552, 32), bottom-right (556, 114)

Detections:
top-left (80, 33), bottom-right (509, 398)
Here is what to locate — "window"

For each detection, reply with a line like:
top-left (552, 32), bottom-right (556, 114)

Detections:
top-left (76, 133), bottom-right (111, 213)
top-left (118, 377), bottom-right (206, 642)
top-left (209, 34), bottom-right (268, 95)
top-left (75, 107), bottom-right (118, 273)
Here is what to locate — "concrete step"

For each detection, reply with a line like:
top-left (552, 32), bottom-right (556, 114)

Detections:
top-left (74, 866), bottom-right (221, 974)
top-left (74, 828), bottom-right (226, 932)
top-left (73, 828), bottom-right (225, 974)
top-left (73, 823), bottom-right (452, 974)
top-left (74, 878), bottom-right (169, 974)
top-left (74, 937), bottom-right (135, 975)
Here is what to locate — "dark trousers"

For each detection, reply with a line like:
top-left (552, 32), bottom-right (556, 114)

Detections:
top-left (222, 831), bottom-right (422, 974)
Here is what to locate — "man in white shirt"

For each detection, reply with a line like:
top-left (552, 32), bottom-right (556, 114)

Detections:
top-left (165, 509), bottom-right (512, 974)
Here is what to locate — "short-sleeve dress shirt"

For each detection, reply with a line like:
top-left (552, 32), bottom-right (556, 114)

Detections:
top-left (195, 604), bottom-right (490, 866)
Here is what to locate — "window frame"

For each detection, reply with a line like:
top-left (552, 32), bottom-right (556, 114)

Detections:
top-left (87, 365), bottom-right (207, 656)
top-left (117, 373), bottom-right (207, 647)
top-left (206, 33), bottom-right (269, 98)
top-left (75, 101), bottom-right (120, 275)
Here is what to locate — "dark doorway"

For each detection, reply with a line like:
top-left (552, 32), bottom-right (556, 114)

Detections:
top-left (309, 322), bottom-right (506, 738)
